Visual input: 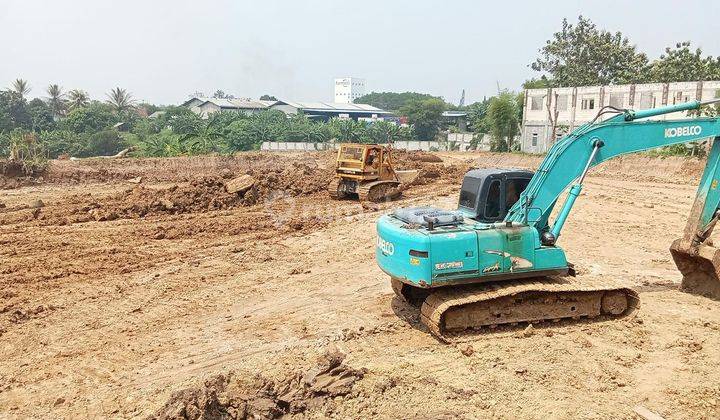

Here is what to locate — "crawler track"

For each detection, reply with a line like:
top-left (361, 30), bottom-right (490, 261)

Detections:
top-left (358, 180), bottom-right (401, 202)
top-left (327, 178), bottom-right (342, 200)
top-left (411, 276), bottom-right (639, 343)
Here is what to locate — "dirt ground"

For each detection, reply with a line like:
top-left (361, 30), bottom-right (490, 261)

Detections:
top-left (1, 151), bottom-right (719, 419)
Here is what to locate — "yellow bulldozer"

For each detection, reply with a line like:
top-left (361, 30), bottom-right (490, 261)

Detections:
top-left (328, 143), bottom-right (416, 202)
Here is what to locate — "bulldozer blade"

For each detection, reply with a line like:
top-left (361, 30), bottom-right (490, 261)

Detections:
top-left (670, 239), bottom-right (720, 300)
top-left (395, 169), bottom-right (419, 185)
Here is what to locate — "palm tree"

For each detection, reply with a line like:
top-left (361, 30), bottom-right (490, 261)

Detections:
top-left (46, 84), bottom-right (67, 117)
top-left (68, 89), bottom-right (90, 109)
top-left (106, 87), bottom-right (135, 112)
top-left (11, 79), bottom-right (31, 98)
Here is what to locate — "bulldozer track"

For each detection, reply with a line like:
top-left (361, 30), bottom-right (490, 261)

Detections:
top-left (416, 276), bottom-right (639, 343)
top-left (359, 180), bottom-right (401, 202)
top-left (327, 178), bottom-right (341, 200)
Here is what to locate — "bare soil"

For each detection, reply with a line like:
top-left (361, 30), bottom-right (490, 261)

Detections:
top-left (1, 151), bottom-right (719, 419)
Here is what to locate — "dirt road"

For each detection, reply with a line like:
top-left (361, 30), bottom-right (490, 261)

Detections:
top-left (1, 152), bottom-right (719, 419)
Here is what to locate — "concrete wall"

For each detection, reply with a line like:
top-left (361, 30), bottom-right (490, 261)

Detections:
top-left (260, 142), bottom-right (334, 151)
top-left (521, 80), bottom-right (720, 154)
top-left (260, 135), bottom-right (497, 152)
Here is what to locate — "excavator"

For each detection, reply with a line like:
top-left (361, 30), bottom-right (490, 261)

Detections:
top-left (375, 99), bottom-right (720, 342)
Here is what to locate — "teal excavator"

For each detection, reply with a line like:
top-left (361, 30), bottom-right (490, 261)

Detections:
top-left (375, 99), bottom-right (720, 341)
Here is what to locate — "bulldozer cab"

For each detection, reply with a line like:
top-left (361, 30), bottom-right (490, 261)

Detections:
top-left (336, 143), bottom-right (395, 181)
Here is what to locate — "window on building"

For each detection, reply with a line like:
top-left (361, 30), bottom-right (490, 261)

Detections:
top-left (556, 95), bottom-right (568, 111)
top-left (581, 98), bottom-right (595, 110)
top-left (531, 133), bottom-right (538, 147)
top-left (530, 96), bottom-right (544, 111)
top-left (673, 91), bottom-right (690, 104)
top-left (609, 93), bottom-right (624, 108)
top-left (639, 92), bottom-right (654, 109)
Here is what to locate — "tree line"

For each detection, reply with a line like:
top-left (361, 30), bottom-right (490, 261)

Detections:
top-left (0, 81), bottom-right (415, 165)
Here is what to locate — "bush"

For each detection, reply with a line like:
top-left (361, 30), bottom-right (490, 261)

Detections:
top-left (84, 130), bottom-right (126, 157)
top-left (2, 131), bottom-right (48, 176)
top-left (138, 130), bottom-right (186, 157)
top-left (38, 130), bottom-right (84, 158)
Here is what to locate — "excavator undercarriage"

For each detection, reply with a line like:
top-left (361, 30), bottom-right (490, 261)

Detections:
top-left (393, 276), bottom-right (639, 342)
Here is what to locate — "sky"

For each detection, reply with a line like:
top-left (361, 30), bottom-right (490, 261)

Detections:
top-left (1, 0), bottom-right (718, 106)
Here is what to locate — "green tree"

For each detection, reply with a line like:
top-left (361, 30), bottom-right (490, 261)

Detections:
top-left (84, 130), bottom-right (126, 157)
top-left (62, 102), bottom-right (118, 133)
top-left (485, 92), bottom-right (520, 152)
top-left (646, 42), bottom-right (720, 83)
top-left (106, 87), bottom-right (135, 112)
top-left (0, 91), bottom-right (30, 133)
top-left (354, 92), bottom-right (440, 111)
top-left (139, 130), bottom-right (186, 157)
top-left (259, 94), bottom-right (277, 101)
top-left (399, 98), bottom-right (446, 141)
top-left (27, 98), bottom-right (56, 132)
top-left (522, 77), bottom-right (552, 89)
top-left (531, 16), bottom-right (649, 87)
top-left (329, 118), bottom-right (365, 142)
top-left (366, 120), bottom-right (410, 144)
top-left (38, 130), bottom-right (83, 158)
top-left (46, 84), bottom-right (67, 118)
top-left (11, 79), bottom-right (31, 98)
top-left (68, 89), bottom-right (90, 109)
top-left (213, 89), bottom-right (235, 99)
top-left (466, 99), bottom-right (491, 133)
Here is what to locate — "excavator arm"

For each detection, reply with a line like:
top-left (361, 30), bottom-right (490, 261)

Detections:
top-left (505, 99), bottom-right (720, 298)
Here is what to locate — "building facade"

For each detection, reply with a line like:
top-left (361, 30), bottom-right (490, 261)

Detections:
top-left (334, 77), bottom-right (366, 104)
top-left (521, 80), bottom-right (720, 154)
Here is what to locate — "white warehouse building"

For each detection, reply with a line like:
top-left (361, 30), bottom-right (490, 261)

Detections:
top-left (521, 80), bottom-right (720, 154)
top-left (334, 77), bottom-right (365, 104)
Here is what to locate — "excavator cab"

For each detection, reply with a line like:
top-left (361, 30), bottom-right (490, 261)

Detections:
top-left (458, 169), bottom-right (534, 223)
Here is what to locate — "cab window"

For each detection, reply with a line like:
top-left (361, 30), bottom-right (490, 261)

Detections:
top-left (484, 179), bottom-right (501, 218)
top-left (459, 177), bottom-right (481, 209)
top-left (506, 178), bottom-right (530, 209)
top-left (339, 146), bottom-right (363, 161)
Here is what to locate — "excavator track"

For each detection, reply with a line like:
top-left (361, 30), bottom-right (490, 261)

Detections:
top-left (413, 276), bottom-right (639, 343)
top-left (358, 180), bottom-right (401, 202)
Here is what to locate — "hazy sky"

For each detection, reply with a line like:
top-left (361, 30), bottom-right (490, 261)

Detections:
top-left (2, 0), bottom-right (718, 105)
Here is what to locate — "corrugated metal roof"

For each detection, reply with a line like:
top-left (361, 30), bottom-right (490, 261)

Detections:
top-left (184, 97), bottom-right (390, 113)
top-left (274, 100), bottom-right (390, 113)
top-left (206, 98), bottom-right (268, 109)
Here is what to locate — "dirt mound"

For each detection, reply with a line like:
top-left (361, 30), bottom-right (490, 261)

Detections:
top-left (33, 162), bottom-right (334, 224)
top-left (412, 163), bottom-right (471, 185)
top-left (396, 150), bottom-right (444, 163)
top-left (152, 348), bottom-right (365, 420)
top-left (45, 152), bottom-right (331, 185)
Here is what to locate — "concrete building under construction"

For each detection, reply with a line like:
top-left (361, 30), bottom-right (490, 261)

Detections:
top-left (521, 80), bottom-right (720, 153)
